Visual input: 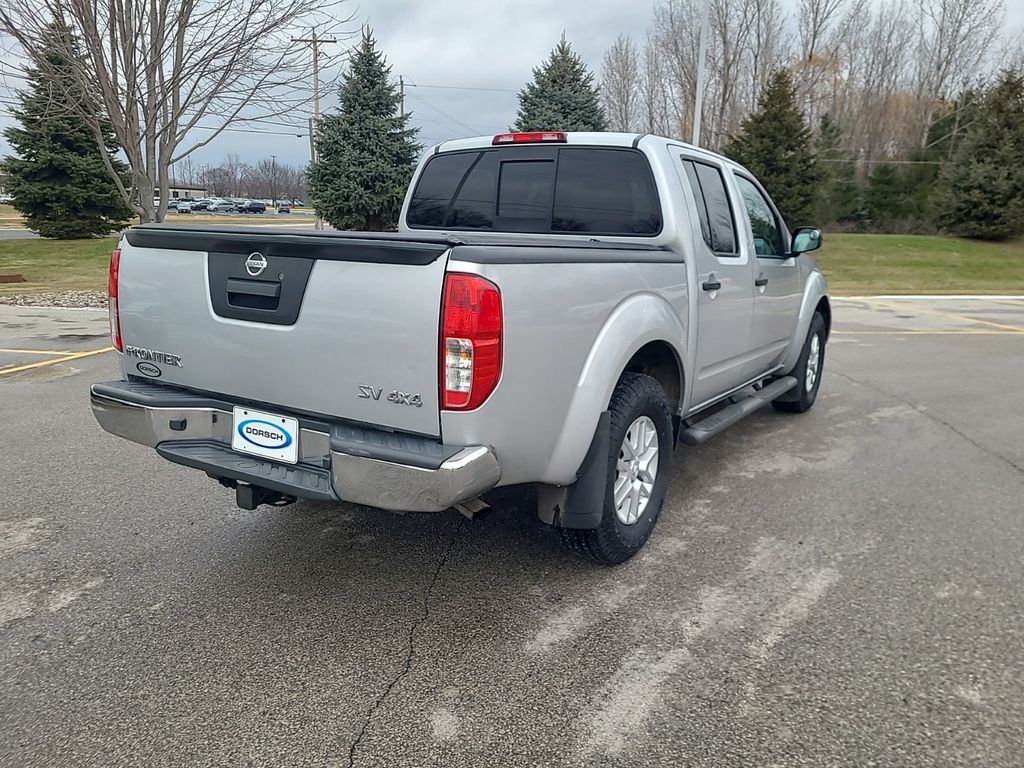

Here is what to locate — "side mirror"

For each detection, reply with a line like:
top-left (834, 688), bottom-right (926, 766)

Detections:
top-left (791, 227), bottom-right (822, 254)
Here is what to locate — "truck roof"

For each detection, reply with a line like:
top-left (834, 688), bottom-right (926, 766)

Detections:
top-left (430, 131), bottom-right (737, 169)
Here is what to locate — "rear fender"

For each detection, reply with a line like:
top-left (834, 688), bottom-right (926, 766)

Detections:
top-left (544, 292), bottom-right (686, 486)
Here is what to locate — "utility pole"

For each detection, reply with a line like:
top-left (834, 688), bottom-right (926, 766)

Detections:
top-left (293, 28), bottom-right (337, 228)
top-left (270, 154), bottom-right (277, 205)
top-left (399, 75), bottom-right (405, 118)
top-left (692, 0), bottom-right (711, 146)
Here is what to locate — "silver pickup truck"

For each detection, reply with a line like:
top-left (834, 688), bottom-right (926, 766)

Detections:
top-left (91, 131), bottom-right (830, 564)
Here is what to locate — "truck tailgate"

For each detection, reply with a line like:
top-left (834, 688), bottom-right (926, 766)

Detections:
top-left (117, 228), bottom-right (450, 437)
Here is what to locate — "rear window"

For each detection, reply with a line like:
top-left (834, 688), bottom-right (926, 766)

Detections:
top-left (406, 147), bottom-right (662, 236)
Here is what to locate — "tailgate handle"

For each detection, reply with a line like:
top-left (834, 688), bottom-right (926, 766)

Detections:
top-left (226, 278), bottom-right (281, 298)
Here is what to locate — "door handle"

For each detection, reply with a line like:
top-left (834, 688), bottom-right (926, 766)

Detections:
top-left (225, 277), bottom-right (281, 297)
top-left (702, 279), bottom-right (722, 292)
top-left (755, 277), bottom-right (768, 287)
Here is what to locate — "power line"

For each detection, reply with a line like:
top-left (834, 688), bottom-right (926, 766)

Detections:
top-left (406, 82), bottom-right (518, 94)
top-left (820, 158), bottom-right (946, 165)
top-left (0, 104), bottom-right (306, 137)
top-left (404, 90), bottom-right (497, 136)
top-left (192, 124), bottom-right (307, 137)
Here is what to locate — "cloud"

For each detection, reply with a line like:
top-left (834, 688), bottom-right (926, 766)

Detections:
top-left (0, 1), bottom-right (646, 170)
top-left (2, 0), bottom-right (1022, 170)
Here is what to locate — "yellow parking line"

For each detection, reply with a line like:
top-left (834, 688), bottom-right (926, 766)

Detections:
top-left (0, 346), bottom-right (114, 376)
top-left (833, 330), bottom-right (1024, 336)
top-left (857, 298), bottom-right (1024, 333)
top-left (990, 299), bottom-right (1024, 308)
top-left (0, 347), bottom-right (78, 356)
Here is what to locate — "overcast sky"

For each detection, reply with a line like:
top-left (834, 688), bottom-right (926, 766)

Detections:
top-left (1, 0), bottom-right (1023, 175)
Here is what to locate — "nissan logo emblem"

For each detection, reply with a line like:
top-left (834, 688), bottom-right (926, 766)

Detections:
top-left (245, 251), bottom-right (268, 276)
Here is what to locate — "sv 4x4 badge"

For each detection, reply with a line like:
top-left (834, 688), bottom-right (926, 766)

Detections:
top-left (357, 385), bottom-right (423, 408)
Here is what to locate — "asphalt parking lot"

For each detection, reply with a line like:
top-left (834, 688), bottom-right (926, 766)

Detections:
top-left (2, 298), bottom-right (1023, 767)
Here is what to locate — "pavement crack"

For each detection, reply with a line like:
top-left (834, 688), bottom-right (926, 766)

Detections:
top-left (345, 518), bottom-right (464, 767)
top-left (830, 368), bottom-right (1024, 477)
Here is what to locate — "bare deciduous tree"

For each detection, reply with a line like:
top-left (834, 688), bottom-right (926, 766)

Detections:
top-left (616, 0), bottom-right (1014, 168)
top-left (639, 31), bottom-right (673, 135)
top-left (222, 154), bottom-right (249, 198)
top-left (650, 0), bottom-right (789, 148)
top-left (913, 0), bottom-right (1005, 145)
top-left (601, 34), bottom-right (641, 132)
top-left (798, 0), bottom-right (846, 60)
top-left (0, 1), bottom-right (349, 222)
top-left (175, 155), bottom-right (198, 188)
top-left (652, 0), bottom-right (699, 139)
top-left (748, 0), bottom-right (790, 111)
top-left (792, 0), bottom-right (846, 122)
top-left (237, 158), bottom-right (306, 201)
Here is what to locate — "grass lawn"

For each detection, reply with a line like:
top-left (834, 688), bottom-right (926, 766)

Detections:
top-left (0, 237), bottom-right (117, 295)
top-left (1, 232), bottom-right (1023, 297)
top-left (0, 204), bottom-right (25, 228)
top-left (817, 233), bottom-right (1024, 295)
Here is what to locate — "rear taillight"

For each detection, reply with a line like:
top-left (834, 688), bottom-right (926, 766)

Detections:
top-left (440, 273), bottom-right (502, 410)
top-left (108, 248), bottom-right (122, 352)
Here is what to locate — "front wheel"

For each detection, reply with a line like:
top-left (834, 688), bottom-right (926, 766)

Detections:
top-left (558, 373), bottom-right (673, 565)
top-left (773, 311), bottom-right (826, 413)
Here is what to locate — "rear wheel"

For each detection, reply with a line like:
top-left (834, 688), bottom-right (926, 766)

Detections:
top-left (558, 373), bottom-right (673, 565)
top-left (773, 311), bottom-right (826, 413)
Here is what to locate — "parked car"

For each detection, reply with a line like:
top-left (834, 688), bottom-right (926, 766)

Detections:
top-left (0, 193), bottom-right (14, 204)
top-left (174, 201), bottom-right (193, 214)
top-left (237, 199), bottom-right (267, 214)
top-left (91, 131), bottom-right (829, 564)
top-left (207, 200), bottom-right (236, 213)
top-left (276, 203), bottom-right (291, 214)
top-left (191, 199), bottom-right (213, 211)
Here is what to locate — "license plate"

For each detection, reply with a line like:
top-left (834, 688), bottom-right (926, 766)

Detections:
top-left (231, 407), bottom-right (299, 464)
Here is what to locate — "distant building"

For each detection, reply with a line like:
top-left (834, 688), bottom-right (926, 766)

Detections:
top-left (167, 181), bottom-right (207, 200)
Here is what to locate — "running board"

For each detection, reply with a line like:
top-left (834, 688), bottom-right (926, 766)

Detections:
top-left (678, 376), bottom-right (798, 446)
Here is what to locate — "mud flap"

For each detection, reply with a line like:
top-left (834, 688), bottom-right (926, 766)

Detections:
top-left (537, 411), bottom-right (610, 530)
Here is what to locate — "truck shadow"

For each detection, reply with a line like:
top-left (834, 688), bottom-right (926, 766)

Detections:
top-left (187, 397), bottom-right (825, 611)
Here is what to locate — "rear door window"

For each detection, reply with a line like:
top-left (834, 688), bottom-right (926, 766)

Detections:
top-left (681, 157), bottom-right (738, 255)
top-left (406, 146), bottom-right (661, 236)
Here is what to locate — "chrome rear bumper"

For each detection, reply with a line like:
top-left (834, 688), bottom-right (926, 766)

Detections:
top-left (90, 382), bottom-right (500, 512)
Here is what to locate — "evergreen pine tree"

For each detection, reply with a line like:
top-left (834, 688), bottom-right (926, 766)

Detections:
top-left (900, 147), bottom-right (941, 230)
top-left (814, 114), bottom-right (860, 225)
top-left (514, 36), bottom-right (608, 132)
top-left (932, 70), bottom-right (1024, 240)
top-left (924, 91), bottom-right (980, 163)
top-left (723, 69), bottom-right (821, 225)
top-left (864, 164), bottom-right (913, 229)
top-left (896, 95), bottom-right (979, 231)
top-left (307, 28), bottom-right (419, 231)
top-left (0, 25), bottom-right (132, 239)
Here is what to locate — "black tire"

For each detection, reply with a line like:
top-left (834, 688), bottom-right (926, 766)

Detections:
top-left (773, 311), bottom-right (826, 413)
top-left (558, 373), bottom-right (673, 565)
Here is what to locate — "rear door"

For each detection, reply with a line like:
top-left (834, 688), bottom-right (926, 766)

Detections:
top-left (676, 154), bottom-right (755, 409)
top-left (732, 174), bottom-right (803, 374)
top-left (117, 229), bottom-right (449, 437)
